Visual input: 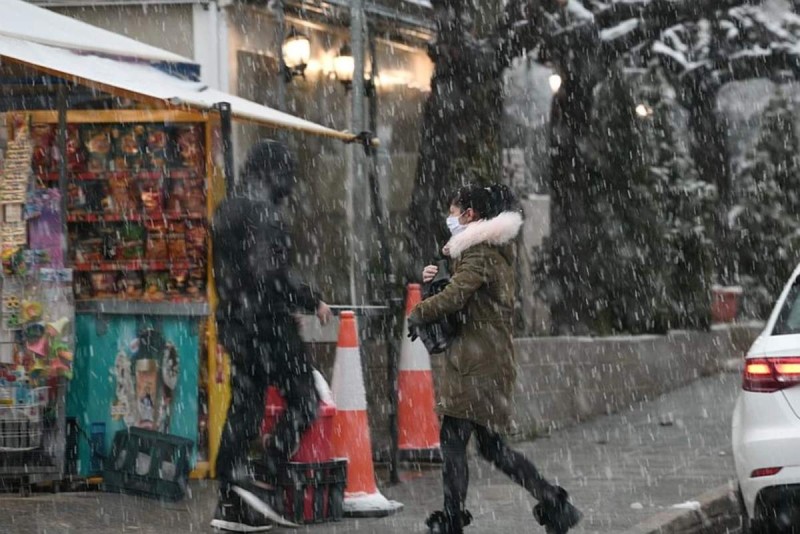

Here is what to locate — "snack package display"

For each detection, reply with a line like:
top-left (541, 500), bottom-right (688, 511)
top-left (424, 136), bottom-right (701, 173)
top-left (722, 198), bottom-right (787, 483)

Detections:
top-left (116, 225), bottom-right (145, 261)
top-left (75, 236), bottom-right (104, 263)
top-left (28, 118), bottom-right (208, 303)
top-left (106, 174), bottom-right (138, 212)
top-left (112, 124), bottom-right (146, 171)
top-left (30, 123), bottom-right (54, 174)
top-left (90, 272), bottom-right (116, 298)
top-left (185, 223), bottom-right (206, 262)
top-left (146, 126), bottom-right (168, 169)
top-left (119, 272), bottom-right (143, 298)
top-left (82, 126), bottom-right (112, 173)
top-left (174, 125), bottom-right (204, 169)
top-left (143, 272), bottom-right (168, 301)
top-left (140, 181), bottom-right (162, 215)
top-left (145, 224), bottom-right (168, 261)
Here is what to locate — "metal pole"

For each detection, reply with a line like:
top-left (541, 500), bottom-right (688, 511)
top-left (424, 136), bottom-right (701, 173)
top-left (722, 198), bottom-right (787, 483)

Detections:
top-left (350, 0), bottom-right (366, 136)
top-left (275, 0), bottom-right (289, 143)
top-left (348, 0), bottom-right (367, 306)
top-left (365, 35), bottom-right (400, 485)
top-left (218, 102), bottom-right (235, 196)
top-left (56, 84), bottom-right (68, 260)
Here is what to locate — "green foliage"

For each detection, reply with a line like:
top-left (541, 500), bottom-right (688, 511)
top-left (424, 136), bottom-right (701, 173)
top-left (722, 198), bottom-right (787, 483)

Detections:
top-left (731, 87), bottom-right (800, 318)
top-left (650, 89), bottom-right (716, 329)
top-left (539, 67), bottom-right (716, 334)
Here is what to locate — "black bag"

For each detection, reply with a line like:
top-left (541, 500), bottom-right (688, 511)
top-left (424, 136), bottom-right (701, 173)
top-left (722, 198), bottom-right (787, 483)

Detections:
top-left (411, 259), bottom-right (459, 354)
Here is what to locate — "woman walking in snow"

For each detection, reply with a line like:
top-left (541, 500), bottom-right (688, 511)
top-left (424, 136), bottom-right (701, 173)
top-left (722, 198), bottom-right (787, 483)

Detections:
top-left (409, 184), bottom-right (582, 534)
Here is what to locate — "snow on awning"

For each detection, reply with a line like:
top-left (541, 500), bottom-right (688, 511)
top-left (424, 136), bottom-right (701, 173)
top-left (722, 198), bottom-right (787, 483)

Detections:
top-left (0, 32), bottom-right (355, 142)
top-left (169, 88), bottom-right (351, 140)
top-left (0, 0), bottom-right (197, 76)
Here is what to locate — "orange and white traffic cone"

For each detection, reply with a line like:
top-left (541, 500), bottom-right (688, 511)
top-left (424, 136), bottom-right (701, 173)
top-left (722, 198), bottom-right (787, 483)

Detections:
top-left (397, 283), bottom-right (442, 462)
top-left (331, 311), bottom-right (403, 517)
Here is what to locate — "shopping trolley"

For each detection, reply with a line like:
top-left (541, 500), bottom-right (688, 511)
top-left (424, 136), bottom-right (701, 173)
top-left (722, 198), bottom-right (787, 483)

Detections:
top-left (0, 379), bottom-right (66, 495)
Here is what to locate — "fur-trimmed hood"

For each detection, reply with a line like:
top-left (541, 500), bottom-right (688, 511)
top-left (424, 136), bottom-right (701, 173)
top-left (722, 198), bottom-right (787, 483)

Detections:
top-left (445, 211), bottom-right (523, 259)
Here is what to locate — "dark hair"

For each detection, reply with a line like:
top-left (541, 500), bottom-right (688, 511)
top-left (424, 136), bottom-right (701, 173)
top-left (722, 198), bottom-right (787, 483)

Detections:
top-left (241, 139), bottom-right (295, 204)
top-left (451, 183), bottom-right (516, 219)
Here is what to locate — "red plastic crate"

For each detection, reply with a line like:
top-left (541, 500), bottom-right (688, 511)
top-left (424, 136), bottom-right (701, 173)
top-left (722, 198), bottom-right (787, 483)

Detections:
top-left (261, 387), bottom-right (335, 463)
top-left (254, 459), bottom-right (347, 524)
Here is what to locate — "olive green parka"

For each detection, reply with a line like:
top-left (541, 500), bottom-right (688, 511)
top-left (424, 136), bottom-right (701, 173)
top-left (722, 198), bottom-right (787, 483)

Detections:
top-left (409, 211), bottom-right (523, 431)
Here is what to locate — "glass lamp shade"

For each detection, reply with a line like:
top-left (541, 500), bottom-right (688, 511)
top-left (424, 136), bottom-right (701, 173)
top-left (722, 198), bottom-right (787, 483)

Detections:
top-left (283, 31), bottom-right (311, 70)
top-left (334, 44), bottom-right (355, 84)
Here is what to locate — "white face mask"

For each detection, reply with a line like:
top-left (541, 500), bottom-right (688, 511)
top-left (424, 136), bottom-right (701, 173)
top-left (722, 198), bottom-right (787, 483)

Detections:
top-left (446, 215), bottom-right (466, 236)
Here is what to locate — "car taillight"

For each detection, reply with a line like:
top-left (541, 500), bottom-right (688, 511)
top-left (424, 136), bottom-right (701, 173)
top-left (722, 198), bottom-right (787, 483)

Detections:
top-left (743, 357), bottom-right (800, 392)
top-left (751, 467), bottom-right (783, 478)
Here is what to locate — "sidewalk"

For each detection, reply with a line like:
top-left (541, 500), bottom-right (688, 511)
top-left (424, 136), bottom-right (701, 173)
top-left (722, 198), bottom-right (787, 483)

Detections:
top-left (0, 372), bottom-right (741, 534)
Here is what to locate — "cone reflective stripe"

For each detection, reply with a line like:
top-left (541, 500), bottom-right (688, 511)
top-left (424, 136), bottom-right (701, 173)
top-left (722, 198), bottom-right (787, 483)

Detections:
top-left (397, 284), bottom-right (441, 462)
top-left (331, 311), bottom-right (403, 517)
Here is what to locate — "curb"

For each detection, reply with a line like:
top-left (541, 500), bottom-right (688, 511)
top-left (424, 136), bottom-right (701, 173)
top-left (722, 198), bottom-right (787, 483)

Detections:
top-left (623, 483), bottom-right (739, 534)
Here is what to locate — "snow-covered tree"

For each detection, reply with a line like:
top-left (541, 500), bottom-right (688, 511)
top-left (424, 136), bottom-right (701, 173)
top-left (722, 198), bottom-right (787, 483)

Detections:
top-left (650, 79), bottom-right (717, 330)
top-left (409, 0), bottom-right (800, 333)
top-left (731, 87), bottom-right (800, 318)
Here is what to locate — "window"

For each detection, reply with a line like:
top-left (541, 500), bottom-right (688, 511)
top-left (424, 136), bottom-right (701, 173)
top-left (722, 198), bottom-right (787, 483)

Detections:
top-left (772, 280), bottom-right (800, 335)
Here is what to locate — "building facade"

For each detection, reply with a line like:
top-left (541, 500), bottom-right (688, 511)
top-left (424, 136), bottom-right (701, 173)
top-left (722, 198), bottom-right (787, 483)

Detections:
top-left (33, 0), bottom-right (434, 303)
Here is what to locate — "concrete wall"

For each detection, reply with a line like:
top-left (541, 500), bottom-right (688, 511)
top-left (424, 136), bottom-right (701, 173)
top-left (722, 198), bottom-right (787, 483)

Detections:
top-left (301, 324), bottom-right (759, 451)
top-left (517, 194), bottom-right (551, 335)
top-left (508, 325), bottom-right (758, 437)
top-left (50, 5), bottom-right (195, 59)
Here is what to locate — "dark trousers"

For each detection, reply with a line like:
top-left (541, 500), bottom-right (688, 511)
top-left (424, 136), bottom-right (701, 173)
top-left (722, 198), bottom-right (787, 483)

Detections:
top-left (215, 316), bottom-right (319, 486)
top-left (441, 415), bottom-right (555, 529)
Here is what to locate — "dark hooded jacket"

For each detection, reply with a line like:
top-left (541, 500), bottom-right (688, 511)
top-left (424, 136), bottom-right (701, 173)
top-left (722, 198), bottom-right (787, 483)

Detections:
top-left (211, 140), bottom-right (320, 328)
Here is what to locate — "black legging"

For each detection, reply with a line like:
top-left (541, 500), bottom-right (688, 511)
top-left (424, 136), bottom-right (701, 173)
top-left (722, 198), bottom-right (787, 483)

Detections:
top-left (441, 415), bottom-right (556, 530)
top-left (215, 316), bottom-right (319, 486)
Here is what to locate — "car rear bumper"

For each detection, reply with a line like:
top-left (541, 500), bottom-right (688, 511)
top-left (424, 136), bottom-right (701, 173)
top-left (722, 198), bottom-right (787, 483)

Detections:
top-left (732, 393), bottom-right (800, 518)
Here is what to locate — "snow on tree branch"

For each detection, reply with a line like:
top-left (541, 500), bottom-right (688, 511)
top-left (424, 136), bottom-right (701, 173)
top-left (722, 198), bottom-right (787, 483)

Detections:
top-left (567, 0), bottom-right (595, 22)
top-left (600, 18), bottom-right (640, 41)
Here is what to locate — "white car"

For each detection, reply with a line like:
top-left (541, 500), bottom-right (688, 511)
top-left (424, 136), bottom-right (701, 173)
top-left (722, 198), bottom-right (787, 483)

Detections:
top-left (732, 267), bottom-right (800, 533)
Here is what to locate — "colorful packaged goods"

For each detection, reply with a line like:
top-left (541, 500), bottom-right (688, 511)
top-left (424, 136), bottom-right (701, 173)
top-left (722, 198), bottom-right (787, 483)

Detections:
top-left (140, 181), bottom-right (162, 214)
top-left (74, 236), bottom-right (104, 263)
top-left (64, 125), bottom-right (86, 172)
top-left (100, 228), bottom-right (118, 261)
top-left (82, 126), bottom-right (112, 173)
top-left (167, 269), bottom-right (188, 296)
top-left (90, 272), bottom-right (116, 298)
top-left (116, 225), bottom-right (145, 261)
top-left (175, 125), bottom-right (204, 169)
top-left (186, 224), bottom-right (206, 261)
top-left (34, 117), bottom-right (209, 303)
top-left (30, 123), bottom-right (54, 174)
top-left (106, 174), bottom-right (138, 212)
top-left (112, 124), bottom-right (146, 171)
top-left (145, 224), bottom-right (168, 261)
top-left (143, 272), bottom-right (168, 301)
top-left (119, 272), bottom-right (143, 298)
top-left (146, 126), bottom-right (168, 169)
top-left (186, 269), bottom-right (205, 298)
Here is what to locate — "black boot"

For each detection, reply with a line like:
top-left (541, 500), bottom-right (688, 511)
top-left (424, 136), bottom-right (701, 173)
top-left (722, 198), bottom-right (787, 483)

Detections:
top-left (229, 480), bottom-right (299, 528)
top-left (211, 486), bottom-right (274, 532)
top-left (533, 487), bottom-right (582, 534)
top-left (425, 510), bottom-right (473, 534)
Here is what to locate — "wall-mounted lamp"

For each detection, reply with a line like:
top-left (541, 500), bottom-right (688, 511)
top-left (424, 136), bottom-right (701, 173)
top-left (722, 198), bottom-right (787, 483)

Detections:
top-left (282, 27), bottom-right (311, 82)
top-left (334, 44), bottom-right (375, 96)
top-left (549, 73), bottom-right (563, 94)
top-left (635, 103), bottom-right (653, 118)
